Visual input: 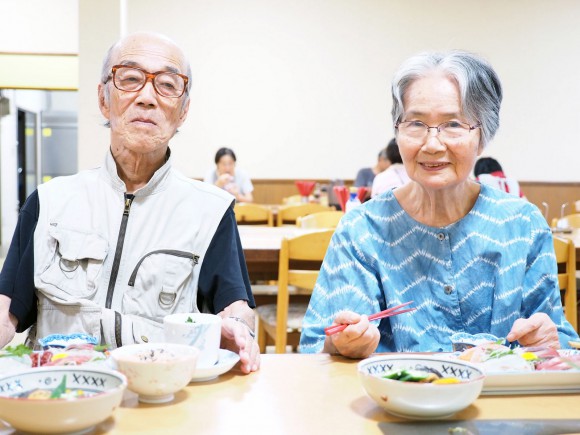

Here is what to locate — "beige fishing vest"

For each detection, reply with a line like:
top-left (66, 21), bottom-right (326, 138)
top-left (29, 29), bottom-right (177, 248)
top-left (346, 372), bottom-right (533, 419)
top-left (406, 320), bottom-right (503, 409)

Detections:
top-left (32, 151), bottom-right (232, 348)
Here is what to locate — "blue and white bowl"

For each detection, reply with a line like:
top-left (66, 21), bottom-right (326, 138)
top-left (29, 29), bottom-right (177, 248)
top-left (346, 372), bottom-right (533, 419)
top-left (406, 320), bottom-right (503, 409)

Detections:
top-left (38, 333), bottom-right (99, 350)
top-left (450, 332), bottom-right (500, 352)
top-left (0, 366), bottom-right (126, 434)
top-left (358, 354), bottom-right (485, 419)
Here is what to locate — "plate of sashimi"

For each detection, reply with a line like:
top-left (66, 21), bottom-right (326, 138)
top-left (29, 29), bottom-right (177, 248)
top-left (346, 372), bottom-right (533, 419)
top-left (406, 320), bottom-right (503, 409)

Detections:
top-left (0, 333), bottom-right (111, 376)
top-left (446, 333), bottom-right (580, 395)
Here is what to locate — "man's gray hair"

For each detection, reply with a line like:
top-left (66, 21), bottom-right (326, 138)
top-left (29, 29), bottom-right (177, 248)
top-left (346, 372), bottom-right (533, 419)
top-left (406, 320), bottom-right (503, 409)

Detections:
top-left (391, 50), bottom-right (502, 148)
top-left (100, 32), bottom-right (192, 109)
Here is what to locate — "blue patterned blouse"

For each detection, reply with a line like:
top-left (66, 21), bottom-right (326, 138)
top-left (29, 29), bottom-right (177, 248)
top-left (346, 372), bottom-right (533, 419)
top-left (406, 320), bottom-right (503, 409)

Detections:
top-left (300, 184), bottom-right (579, 353)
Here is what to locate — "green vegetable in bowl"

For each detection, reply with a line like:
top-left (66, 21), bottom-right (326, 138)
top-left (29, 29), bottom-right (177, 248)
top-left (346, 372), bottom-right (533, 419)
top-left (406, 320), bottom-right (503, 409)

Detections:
top-left (382, 369), bottom-right (440, 383)
top-left (186, 316), bottom-right (195, 323)
top-left (50, 376), bottom-right (68, 399)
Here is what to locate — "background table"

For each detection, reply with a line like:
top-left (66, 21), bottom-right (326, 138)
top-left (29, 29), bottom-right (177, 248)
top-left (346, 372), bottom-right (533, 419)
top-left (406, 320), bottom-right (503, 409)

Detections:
top-left (2, 353), bottom-right (575, 435)
top-left (239, 226), bottom-right (319, 281)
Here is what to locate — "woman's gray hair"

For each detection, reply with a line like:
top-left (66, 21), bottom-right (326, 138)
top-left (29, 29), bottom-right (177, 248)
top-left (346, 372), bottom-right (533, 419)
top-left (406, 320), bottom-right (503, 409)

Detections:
top-left (100, 33), bottom-right (193, 110)
top-left (391, 50), bottom-right (502, 148)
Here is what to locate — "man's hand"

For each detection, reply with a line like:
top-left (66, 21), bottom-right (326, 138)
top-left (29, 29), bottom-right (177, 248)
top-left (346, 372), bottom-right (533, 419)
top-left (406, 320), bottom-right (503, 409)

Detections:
top-left (219, 301), bottom-right (260, 374)
top-left (507, 313), bottom-right (560, 349)
top-left (0, 295), bottom-right (17, 349)
top-left (323, 311), bottom-right (380, 359)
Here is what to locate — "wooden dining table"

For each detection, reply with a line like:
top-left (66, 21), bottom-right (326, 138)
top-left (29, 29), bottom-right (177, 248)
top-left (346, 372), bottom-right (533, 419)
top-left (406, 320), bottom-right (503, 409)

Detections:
top-left (239, 226), bottom-right (320, 281)
top-left (3, 353), bottom-right (577, 434)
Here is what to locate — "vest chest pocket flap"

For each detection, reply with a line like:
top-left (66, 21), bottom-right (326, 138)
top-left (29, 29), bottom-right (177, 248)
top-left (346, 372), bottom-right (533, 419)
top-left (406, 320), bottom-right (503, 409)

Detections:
top-left (38, 226), bottom-right (109, 302)
top-left (124, 250), bottom-right (199, 319)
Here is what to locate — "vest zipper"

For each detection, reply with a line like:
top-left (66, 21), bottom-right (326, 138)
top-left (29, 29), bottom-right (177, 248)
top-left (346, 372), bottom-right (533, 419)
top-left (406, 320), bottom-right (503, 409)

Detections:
top-left (105, 193), bottom-right (134, 347)
top-left (127, 250), bottom-right (199, 286)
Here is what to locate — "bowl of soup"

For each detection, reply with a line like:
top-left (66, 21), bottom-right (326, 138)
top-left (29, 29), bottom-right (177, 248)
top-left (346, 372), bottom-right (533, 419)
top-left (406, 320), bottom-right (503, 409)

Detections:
top-left (358, 354), bottom-right (485, 419)
top-left (110, 342), bottom-right (198, 404)
top-left (0, 366), bottom-right (127, 434)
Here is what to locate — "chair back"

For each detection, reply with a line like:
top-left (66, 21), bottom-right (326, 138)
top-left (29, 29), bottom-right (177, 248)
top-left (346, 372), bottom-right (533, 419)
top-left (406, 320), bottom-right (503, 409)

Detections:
top-left (553, 236), bottom-right (578, 332)
top-left (234, 203), bottom-right (273, 226)
top-left (296, 211), bottom-right (344, 229)
top-left (552, 214), bottom-right (580, 229)
top-left (276, 203), bottom-right (333, 226)
top-left (274, 229), bottom-right (334, 353)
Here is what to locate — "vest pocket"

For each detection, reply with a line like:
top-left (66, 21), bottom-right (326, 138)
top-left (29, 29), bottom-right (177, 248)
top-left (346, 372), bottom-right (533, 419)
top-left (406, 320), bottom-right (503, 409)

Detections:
top-left (38, 226), bottom-right (108, 301)
top-left (124, 250), bottom-right (199, 318)
top-left (36, 297), bottom-right (102, 345)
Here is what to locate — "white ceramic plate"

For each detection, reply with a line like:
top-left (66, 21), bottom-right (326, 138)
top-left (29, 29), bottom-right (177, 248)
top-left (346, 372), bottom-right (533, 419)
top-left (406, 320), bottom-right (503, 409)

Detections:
top-left (483, 350), bottom-right (580, 395)
top-left (190, 349), bottom-right (239, 382)
top-left (482, 370), bottom-right (580, 395)
top-left (443, 350), bottom-right (580, 395)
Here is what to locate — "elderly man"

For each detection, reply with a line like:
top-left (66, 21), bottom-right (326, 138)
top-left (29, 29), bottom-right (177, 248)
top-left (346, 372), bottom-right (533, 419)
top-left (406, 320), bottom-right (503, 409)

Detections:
top-left (0, 32), bottom-right (260, 373)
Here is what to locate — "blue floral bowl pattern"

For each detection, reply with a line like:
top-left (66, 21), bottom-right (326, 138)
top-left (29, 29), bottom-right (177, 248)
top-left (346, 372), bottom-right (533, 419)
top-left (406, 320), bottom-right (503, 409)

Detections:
top-left (450, 332), bottom-right (501, 352)
top-left (38, 333), bottom-right (99, 349)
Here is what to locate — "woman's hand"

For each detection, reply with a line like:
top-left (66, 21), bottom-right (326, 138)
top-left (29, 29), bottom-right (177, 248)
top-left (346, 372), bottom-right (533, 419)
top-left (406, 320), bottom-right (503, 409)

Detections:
top-left (215, 173), bottom-right (233, 188)
top-left (507, 313), bottom-right (560, 349)
top-left (323, 311), bottom-right (380, 359)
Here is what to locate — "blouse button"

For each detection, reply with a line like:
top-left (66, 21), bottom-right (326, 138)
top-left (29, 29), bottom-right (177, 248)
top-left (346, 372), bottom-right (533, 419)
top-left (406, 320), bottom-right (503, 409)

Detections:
top-left (444, 285), bottom-right (453, 295)
top-left (437, 233), bottom-right (445, 241)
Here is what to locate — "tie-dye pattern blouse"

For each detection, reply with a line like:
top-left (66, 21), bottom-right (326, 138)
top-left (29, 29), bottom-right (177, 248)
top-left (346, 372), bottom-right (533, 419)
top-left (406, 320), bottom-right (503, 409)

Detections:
top-left (300, 184), bottom-right (579, 353)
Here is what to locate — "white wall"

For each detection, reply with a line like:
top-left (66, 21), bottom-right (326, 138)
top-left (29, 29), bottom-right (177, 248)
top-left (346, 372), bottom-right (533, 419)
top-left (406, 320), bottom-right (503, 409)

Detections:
top-left (73, 1), bottom-right (578, 182)
top-left (0, 0), bottom-right (78, 53)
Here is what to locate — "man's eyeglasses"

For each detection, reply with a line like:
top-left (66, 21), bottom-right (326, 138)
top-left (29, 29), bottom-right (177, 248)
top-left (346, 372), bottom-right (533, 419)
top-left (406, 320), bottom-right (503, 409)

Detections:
top-left (107, 65), bottom-right (189, 98)
top-left (395, 120), bottom-right (481, 143)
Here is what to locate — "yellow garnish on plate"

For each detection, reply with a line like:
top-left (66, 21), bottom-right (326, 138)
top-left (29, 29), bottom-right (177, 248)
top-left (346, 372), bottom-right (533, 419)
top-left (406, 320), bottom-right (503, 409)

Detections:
top-left (433, 378), bottom-right (460, 384)
top-left (51, 353), bottom-right (68, 361)
top-left (521, 352), bottom-right (537, 361)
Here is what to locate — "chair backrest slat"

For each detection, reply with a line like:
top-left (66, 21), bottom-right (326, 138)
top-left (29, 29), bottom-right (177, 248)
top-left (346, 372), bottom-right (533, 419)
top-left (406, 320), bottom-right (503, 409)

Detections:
top-left (553, 236), bottom-right (577, 332)
top-left (274, 229), bottom-right (334, 352)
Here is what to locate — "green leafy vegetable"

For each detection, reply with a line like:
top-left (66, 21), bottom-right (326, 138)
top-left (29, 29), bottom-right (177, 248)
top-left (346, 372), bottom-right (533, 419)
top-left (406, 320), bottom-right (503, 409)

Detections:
top-left (186, 316), bottom-right (195, 323)
top-left (382, 369), bottom-right (431, 382)
top-left (486, 348), bottom-right (515, 360)
top-left (0, 344), bottom-right (32, 358)
top-left (50, 375), bottom-right (67, 399)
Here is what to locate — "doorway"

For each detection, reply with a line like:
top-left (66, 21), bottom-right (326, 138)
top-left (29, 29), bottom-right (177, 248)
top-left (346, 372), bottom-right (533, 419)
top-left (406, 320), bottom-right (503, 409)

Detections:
top-left (16, 109), bottom-right (38, 210)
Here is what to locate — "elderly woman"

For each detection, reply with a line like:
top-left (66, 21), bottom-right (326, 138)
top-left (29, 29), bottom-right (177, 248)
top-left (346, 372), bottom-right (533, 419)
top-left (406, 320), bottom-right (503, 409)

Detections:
top-left (300, 50), bottom-right (579, 358)
top-left (204, 147), bottom-right (254, 203)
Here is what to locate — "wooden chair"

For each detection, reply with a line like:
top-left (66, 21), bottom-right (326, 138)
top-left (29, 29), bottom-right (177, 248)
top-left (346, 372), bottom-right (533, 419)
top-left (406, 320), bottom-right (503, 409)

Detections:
top-left (553, 236), bottom-right (578, 332)
top-left (296, 211), bottom-right (344, 229)
top-left (276, 203), bottom-right (333, 226)
top-left (234, 203), bottom-right (273, 226)
top-left (551, 214), bottom-right (580, 229)
top-left (256, 229), bottom-right (334, 353)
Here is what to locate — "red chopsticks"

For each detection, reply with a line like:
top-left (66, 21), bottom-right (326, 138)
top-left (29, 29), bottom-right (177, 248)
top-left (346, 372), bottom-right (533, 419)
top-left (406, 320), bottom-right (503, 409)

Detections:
top-left (323, 301), bottom-right (416, 336)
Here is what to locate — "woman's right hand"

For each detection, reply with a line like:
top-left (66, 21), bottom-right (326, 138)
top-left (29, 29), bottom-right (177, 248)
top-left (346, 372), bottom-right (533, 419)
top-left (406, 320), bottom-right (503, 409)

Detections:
top-left (216, 173), bottom-right (233, 188)
top-left (323, 311), bottom-right (380, 359)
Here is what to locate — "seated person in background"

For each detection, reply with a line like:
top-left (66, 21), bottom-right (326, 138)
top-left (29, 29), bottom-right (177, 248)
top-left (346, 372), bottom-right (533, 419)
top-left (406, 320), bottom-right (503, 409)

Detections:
top-left (354, 148), bottom-right (390, 188)
top-left (300, 50), bottom-right (578, 358)
top-left (204, 147), bottom-right (254, 203)
top-left (474, 156), bottom-right (524, 198)
top-left (371, 138), bottom-right (410, 197)
top-left (0, 32), bottom-right (260, 373)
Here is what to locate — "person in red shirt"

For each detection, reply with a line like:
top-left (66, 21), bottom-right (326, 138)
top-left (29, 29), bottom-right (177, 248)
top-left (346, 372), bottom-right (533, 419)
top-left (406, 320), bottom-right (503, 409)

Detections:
top-left (474, 157), bottom-right (525, 198)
